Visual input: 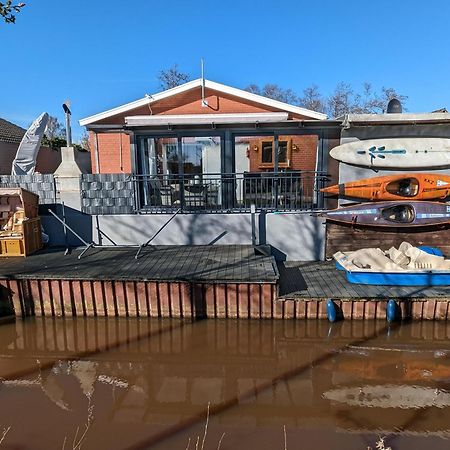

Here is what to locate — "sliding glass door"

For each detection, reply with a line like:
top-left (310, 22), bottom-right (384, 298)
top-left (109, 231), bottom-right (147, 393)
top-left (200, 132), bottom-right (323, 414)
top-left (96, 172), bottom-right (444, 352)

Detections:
top-left (137, 135), bottom-right (222, 210)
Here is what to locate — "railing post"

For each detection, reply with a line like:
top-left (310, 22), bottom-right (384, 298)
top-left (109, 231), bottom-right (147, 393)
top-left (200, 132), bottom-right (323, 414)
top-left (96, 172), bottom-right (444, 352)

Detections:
top-left (132, 174), bottom-right (140, 213)
top-left (251, 204), bottom-right (257, 246)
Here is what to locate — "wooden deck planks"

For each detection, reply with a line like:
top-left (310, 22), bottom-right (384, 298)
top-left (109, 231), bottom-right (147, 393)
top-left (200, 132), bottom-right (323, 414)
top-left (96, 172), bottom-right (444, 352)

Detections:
top-left (0, 245), bottom-right (278, 284)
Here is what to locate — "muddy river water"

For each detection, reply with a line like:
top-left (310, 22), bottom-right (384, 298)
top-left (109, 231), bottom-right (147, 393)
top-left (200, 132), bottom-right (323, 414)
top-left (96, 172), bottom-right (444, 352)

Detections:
top-left (0, 317), bottom-right (449, 449)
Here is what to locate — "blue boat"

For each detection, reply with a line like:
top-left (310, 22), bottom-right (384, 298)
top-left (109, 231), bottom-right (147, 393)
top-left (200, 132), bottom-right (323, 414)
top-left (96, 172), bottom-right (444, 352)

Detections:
top-left (334, 247), bottom-right (450, 286)
top-left (344, 269), bottom-right (450, 286)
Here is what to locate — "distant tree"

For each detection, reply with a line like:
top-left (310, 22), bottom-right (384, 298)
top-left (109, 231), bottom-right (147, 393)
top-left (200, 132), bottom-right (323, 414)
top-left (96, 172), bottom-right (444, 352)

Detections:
top-left (327, 82), bottom-right (408, 117)
top-left (79, 130), bottom-right (91, 152)
top-left (298, 84), bottom-right (326, 113)
top-left (246, 80), bottom-right (407, 117)
top-left (158, 64), bottom-right (191, 90)
top-left (0, 1), bottom-right (25, 24)
top-left (244, 83), bottom-right (298, 104)
top-left (44, 116), bottom-right (65, 140)
top-left (41, 116), bottom-right (65, 150)
top-left (378, 87), bottom-right (408, 112)
top-left (327, 82), bottom-right (356, 118)
top-left (245, 84), bottom-right (261, 95)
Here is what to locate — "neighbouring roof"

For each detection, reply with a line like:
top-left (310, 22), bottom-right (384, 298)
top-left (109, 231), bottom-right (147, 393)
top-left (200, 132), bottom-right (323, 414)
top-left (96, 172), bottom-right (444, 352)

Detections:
top-left (79, 78), bottom-right (327, 126)
top-left (342, 112), bottom-right (450, 125)
top-left (0, 118), bottom-right (25, 144)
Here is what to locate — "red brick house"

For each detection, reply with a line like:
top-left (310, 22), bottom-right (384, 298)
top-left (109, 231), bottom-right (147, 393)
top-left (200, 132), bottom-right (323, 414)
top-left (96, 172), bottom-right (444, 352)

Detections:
top-left (80, 79), bottom-right (325, 172)
top-left (79, 79), bottom-right (332, 212)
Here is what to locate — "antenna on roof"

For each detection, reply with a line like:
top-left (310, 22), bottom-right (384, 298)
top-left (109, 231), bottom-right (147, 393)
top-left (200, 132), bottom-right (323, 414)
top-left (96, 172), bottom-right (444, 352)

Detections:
top-left (201, 58), bottom-right (208, 107)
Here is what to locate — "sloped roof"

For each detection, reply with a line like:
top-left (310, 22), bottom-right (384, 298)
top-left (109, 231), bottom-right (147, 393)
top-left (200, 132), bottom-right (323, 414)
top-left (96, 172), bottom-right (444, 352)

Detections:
top-left (79, 78), bottom-right (327, 126)
top-left (0, 118), bottom-right (25, 144)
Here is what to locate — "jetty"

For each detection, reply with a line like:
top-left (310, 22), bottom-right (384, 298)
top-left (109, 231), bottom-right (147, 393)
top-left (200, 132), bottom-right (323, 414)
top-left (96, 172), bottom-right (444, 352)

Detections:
top-left (1, 245), bottom-right (450, 321)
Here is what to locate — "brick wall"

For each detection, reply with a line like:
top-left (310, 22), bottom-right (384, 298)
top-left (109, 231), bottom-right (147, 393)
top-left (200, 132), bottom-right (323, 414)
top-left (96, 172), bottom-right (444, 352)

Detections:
top-left (89, 87), bottom-right (317, 174)
top-left (89, 132), bottom-right (131, 174)
top-left (247, 135), bottom-right (318, 172)
top-left (94, 87), bottom-right (307, 126)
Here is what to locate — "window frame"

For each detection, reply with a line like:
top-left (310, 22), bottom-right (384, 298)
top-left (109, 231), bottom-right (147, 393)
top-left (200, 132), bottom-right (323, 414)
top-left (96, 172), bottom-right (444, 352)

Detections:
top-left (258, 137), bottom-right (292, 169)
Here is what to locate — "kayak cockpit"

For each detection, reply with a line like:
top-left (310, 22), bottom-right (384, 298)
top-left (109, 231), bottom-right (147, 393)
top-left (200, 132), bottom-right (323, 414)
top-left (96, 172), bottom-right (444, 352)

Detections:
top-left (385, 178), bottom-right (419, 197)
top-left (381, 204), bottom-right (415, 223)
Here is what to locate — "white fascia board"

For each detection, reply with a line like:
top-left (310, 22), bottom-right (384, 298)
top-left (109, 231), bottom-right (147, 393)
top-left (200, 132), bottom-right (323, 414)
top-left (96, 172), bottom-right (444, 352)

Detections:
top-left (79, 79), bottom-right (204, 126)
top-left (80, 78), bottom-right (326, 126)
top-left (125, 112), bottom-right (289, 126)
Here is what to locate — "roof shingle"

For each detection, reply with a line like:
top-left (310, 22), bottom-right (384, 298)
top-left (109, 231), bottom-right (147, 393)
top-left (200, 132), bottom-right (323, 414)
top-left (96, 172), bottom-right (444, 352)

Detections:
top-left (0, 118), bottom-right (26, 145)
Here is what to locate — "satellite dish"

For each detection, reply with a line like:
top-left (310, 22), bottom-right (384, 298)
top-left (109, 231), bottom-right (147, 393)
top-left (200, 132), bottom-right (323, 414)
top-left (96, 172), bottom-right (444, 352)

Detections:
top-left (387, 98), bottom-right (402, 114)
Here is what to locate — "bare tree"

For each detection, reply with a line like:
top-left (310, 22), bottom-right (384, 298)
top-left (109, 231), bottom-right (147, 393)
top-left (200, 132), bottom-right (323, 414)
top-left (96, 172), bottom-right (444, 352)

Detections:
top-left (246, 80), bottom-right (407, 117)
top-left (0, 1), bottom-right (25, 24)
top-left (298, 85), bottom-right (326, 113)
top-left (79, 131), bottom-right (91, 152)
top-left (44, 116), bottom-right (65, 140)
top-left (158, 64), bottom-right (191, 90)
top-left (326, 82), bottom-right (407, 117)
top-left (327, 82), bottom-right (355, 118)
top-left (245, 84), bottom-right (261, 95)
top-left (350, 83), bottom-right (408, 114)
top-left (379, 87), bottom-right (408, 111)
top-left (244, 83), bottom-right (298, 104)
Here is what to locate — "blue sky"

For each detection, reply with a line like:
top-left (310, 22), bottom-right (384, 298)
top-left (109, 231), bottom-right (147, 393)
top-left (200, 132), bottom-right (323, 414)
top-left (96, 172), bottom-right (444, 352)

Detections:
top-left (1, 0), bottom-right (449, 140)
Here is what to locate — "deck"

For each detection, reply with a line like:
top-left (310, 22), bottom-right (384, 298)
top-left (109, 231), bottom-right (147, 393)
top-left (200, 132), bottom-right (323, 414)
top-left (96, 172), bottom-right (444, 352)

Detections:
top-left (0, 245), bottom-right (279, 319)
top-left (0, 245), bottom-right (277, 283)
top-left (0, 247), bottom-right (449, 320)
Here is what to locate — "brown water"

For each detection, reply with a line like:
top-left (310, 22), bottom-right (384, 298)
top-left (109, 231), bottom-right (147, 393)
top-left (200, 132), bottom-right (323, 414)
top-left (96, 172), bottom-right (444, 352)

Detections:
top-left (0, 318), bottom-right (449, 450)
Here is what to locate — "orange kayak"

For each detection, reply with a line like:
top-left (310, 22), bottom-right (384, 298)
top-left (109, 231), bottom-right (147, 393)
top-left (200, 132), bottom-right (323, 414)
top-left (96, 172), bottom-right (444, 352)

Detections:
top-left (321, 173), bottom-right (450, 201)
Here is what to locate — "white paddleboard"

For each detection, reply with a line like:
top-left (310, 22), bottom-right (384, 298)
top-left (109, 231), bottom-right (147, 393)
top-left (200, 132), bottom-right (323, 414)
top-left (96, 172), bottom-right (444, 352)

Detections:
top-left (330, 138), bottom-right (450, 169)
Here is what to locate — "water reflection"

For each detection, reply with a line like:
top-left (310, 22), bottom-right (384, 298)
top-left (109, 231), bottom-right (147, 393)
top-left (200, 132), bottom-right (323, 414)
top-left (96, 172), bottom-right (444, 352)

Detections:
top-left (0, 318), bottom-right (449, 449)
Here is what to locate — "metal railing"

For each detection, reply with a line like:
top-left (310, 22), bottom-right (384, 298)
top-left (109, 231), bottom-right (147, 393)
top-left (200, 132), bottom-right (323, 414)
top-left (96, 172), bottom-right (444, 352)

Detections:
top-left (132, 171), bottom-right (328, 214)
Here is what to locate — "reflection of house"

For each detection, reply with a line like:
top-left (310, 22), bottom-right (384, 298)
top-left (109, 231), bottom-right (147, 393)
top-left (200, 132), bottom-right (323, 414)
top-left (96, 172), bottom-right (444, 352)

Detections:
top-left (4, 318), bottom-right (450, 441)
top-left (0, 117), bottom-right (61, 174)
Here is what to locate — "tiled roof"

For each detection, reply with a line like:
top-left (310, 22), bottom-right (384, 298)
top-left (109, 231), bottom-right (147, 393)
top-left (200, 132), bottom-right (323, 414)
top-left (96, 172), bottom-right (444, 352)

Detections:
top-left (0, 118), bottom-right (26, 144)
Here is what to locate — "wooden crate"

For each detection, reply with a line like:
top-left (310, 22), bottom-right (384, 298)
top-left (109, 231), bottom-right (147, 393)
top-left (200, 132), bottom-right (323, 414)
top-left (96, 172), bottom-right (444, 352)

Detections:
top-left (0, 188), bottom-right (39, 221)
top-left (0, 217), bottom-right (43, 257)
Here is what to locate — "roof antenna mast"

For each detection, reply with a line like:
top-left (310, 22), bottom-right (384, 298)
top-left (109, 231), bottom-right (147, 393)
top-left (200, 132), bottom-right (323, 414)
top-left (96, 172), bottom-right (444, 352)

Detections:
top-left (201, 58), bottom-right (208, 107)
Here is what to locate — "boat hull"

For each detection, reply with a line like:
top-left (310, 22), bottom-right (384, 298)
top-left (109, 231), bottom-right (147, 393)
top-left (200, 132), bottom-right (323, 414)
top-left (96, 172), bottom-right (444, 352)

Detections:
top-left (345, 270), bottom-right (450, 286)
top-left (334, 250), bottom-right (450, 286)
top-left (321, 173), bottom-right (450, 201)
top-left (324, 201), bottom-right (450, 227)
top-left (330, 138), bottom-right (450, 169)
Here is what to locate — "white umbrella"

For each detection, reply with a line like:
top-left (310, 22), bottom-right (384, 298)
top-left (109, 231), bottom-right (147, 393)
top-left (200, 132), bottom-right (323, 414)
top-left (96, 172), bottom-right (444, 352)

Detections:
top-left (11, 112), bottom-right (50, 175)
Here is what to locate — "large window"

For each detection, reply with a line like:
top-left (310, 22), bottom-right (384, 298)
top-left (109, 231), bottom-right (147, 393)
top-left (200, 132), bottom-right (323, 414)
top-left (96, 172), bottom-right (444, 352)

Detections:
top-left (137, 137), bottom-right (179, 176)
top-left (137, 135), bottom-right (221, 210)
top-left (181, 136), bottom-right (221, 175)
top-left (135, 133), bottom-right (324, 212)
top-left (233, 134), bottom-right (320, 209)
